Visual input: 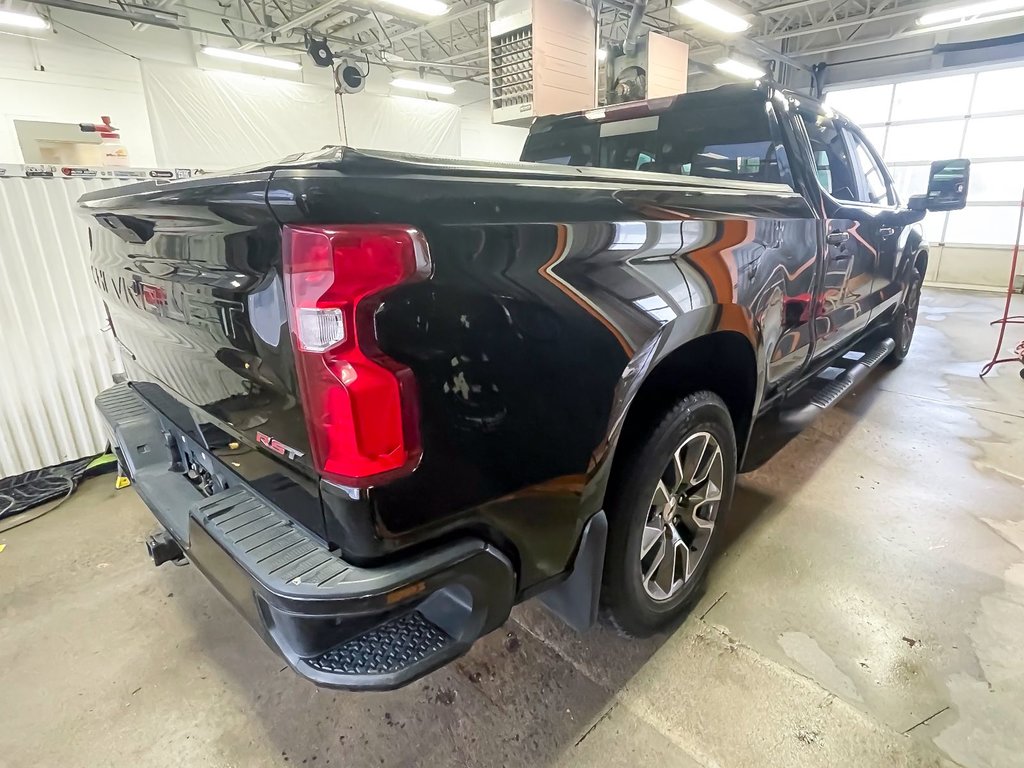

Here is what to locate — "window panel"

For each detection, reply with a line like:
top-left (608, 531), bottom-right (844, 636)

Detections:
top-left (962, 114), bottom-right (1024, 159)
top-left (824, 84), bottom-right (893, 125)
top-left (860, 126), bottom-right (887, 156)
top-left (944, 206), bottom-right (1024, 246)
top-left (971, 67), bottom-right (1024, 114)
top-left (891, 74), bottom-right (974, 121)
top-left (845, 129), bottom-right (891, 205)
top-left (968, 162), bottom-right (1024, 203)
top-left (922, 212), bottom-right (947, 244)
top-left (799, 111), bottom-right (858, 201)
top-left (885, 120), bottom-right (964, 162)
top-left (889, 164), bottom-right (930, 201)
top-left (520, 91), bottom-right (785, 184)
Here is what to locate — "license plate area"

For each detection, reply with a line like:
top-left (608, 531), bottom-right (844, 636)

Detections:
top-left (172, 430), bottom-right (235, 499)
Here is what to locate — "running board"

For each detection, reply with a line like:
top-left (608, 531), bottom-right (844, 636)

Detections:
top-left (780, 337), bottom-right (896, 430)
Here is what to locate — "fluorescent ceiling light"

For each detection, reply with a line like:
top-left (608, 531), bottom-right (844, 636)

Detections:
top-left (912, 8), bottom-right (1024, 32)
top-left (378, 0), bottom-right (449, 17)
top-left (200, 46), bottom-right (302, 71)
top-left (0, 10), bottom-right (49, 29)
top-left (391, 77), bottom-right (455, 95)
top-left (918, 0), bottom-right (1024, 25)
top-left (597, 48), bottom-right (608, 62)
top-left (715, 57), bottom-right (765, 79)
top-left (675, 0), bottom-right (750, 33)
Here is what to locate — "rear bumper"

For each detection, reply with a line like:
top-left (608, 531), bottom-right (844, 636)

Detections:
top-left (96, 384), bottom-right (515, 690)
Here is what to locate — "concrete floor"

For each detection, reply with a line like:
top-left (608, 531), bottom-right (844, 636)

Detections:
top-left (2, 287), bottom-right (1023, 768)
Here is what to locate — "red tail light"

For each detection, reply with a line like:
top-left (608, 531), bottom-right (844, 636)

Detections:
top-left (282, 224), bottom-right (429, 487)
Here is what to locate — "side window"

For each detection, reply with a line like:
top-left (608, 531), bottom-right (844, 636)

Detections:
top-left (798, 111), bottom-right (859, 202)
top-left (655, 97), bottom-right (792, 186)
top-left (845, 128), bottom-right (893, 205)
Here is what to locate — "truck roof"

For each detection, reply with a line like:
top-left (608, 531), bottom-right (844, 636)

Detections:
top-left (528, 81), bottom-right (824, 135)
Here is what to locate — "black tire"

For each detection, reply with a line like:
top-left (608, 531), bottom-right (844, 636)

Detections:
top-left (886, 267), bottom-right (923, 366)
top-left (601, 391), bottom-right (737, 637)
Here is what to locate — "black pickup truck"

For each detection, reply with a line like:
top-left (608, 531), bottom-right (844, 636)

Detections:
top-left (83, 82), bottom-right (968, 690)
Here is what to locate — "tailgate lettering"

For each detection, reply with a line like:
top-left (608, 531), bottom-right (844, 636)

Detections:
top-left (256, 432), bottom-right (304, 460)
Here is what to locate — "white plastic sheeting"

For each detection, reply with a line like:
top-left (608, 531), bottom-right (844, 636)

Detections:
top-left (142, 61), bottom-right (345, 169)
top-left (340, 93), bottom-right (461, 156)
top-left (460, 104), bottom-right (528, 162)
top-left (0, 176), bottom-right (125, 476)
top-left (142, 62), bottom-right (461, 169)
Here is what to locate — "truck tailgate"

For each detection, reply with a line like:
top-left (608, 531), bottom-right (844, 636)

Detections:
top-left (80, 171), bottom-right (318, 497)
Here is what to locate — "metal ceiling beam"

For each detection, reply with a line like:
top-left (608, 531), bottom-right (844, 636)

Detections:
top-left (326, 0), bottom-right (484, 39)
top-left (30, 0), bottom-right (180, 28)
top-left (337, 4), bottom-right (484, 55)
top-left (328, 8), bottom-right (402, 38)
top-left (382, 56), bottom-right (486, 72)
top-left (746, 37), bottom-right (814, 71)
top-left (791, 23), bottom-right (926, 56)
top-left (133, 0), bottom-right (178, 32)
top-left (435, 43), bottom-right (486, 62)
top-left (30, 0), bottom-right (316, 51)
top-left (767, 3), bottom-right (924, 41)
top-left (313, 6), bottom-right (362, 32)
top-left (239, 0), bottom-right (349, 48)
top-left (752, 0), bottom-right (841, 17)
top-left (181, 3), bottom-right (365, 46)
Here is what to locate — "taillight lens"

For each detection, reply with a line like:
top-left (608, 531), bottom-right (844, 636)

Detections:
top-left (283, 224), bottom-right (429, 487)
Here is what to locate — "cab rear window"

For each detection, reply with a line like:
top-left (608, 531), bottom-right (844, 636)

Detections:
top-left (522, 92), bottom-right (787, 186)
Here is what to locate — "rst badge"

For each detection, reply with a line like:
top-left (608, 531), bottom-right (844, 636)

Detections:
top-left (256, 432), bottom-right (305, 460)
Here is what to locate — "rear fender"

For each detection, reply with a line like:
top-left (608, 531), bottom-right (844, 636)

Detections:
top-left (583, 303), bottom-right (762, 515)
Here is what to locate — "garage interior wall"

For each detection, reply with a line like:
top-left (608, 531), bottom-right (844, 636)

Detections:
top-left (0, 12), bottom-right (519, 478)
top-left (338, 91), bottom-right (461, 157)
top-left (826, 63), bottom-right (1024, 290)
top-left (0, 10), bottom-right (519, 167)
top-left (141, 61), bottom-right (345, 168)
top-left (0, 15), bottom-right (177, 165)
top-left (459, 100), bottom-right (528, 162)
top-left (0, 177), bottom-right (127, 477)
top-left (142, 62), bottom-right (467, 167)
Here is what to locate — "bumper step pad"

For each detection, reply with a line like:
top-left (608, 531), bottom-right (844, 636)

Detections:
top-left (97, 383), bottom-right (517, 690)
top-left (308, 611), bottom-right (453, 676)
top-left (196, 487), bottom-right (354, 591)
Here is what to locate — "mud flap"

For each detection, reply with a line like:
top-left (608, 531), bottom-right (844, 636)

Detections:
top-left (537, 510), bottom-right (607, 632)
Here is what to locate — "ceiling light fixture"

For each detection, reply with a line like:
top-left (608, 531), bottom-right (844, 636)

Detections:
top-left (913, 1), bottom-right (1024, 32)
top-left (391, 77), bottom-right (455, 95)
top-left (200, 46), bottom-right (302, 71)
top-left (714, 56), bottom-right (765, 80)
top-left (378, 0), bottom-right (449, 17)
top-left (674, 0), bottom-right (750, 34)
top-left (918, 0), bottom-right (1024, 26)
top-left (912, 8), bottom-right (1024, 32)
top-left (0, 9), bottom-right (49, 29)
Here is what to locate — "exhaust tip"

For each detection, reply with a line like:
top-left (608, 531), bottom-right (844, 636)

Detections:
top-left (146, 530), bottom-right (185, 567)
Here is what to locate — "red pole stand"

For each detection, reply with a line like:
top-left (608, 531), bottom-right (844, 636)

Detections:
top-left (980, 186), bottom-right (1024, 378)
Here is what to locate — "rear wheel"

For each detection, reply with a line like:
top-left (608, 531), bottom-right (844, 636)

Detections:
top-left (601, 392), bottom-right (736, 637)
top-left (887, 268), bottom-right (923, 365)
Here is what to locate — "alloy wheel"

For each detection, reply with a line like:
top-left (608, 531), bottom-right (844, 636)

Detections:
top-left (639, 431), bottom-right (724, 602)
top-left (901, 279), bottom-right (922, 354)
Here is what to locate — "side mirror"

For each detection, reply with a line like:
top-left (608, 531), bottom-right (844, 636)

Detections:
top-left (908, 158), bottom-right (971, 212)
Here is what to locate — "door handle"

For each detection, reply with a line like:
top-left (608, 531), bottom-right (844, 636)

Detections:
top-left (878, 226), bottom-right (896, 237)
top-left (826, 231), bottom-right (850, 246)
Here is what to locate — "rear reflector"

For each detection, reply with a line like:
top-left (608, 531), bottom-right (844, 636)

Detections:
top-left (283, 224), bottom-right (429, 487)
